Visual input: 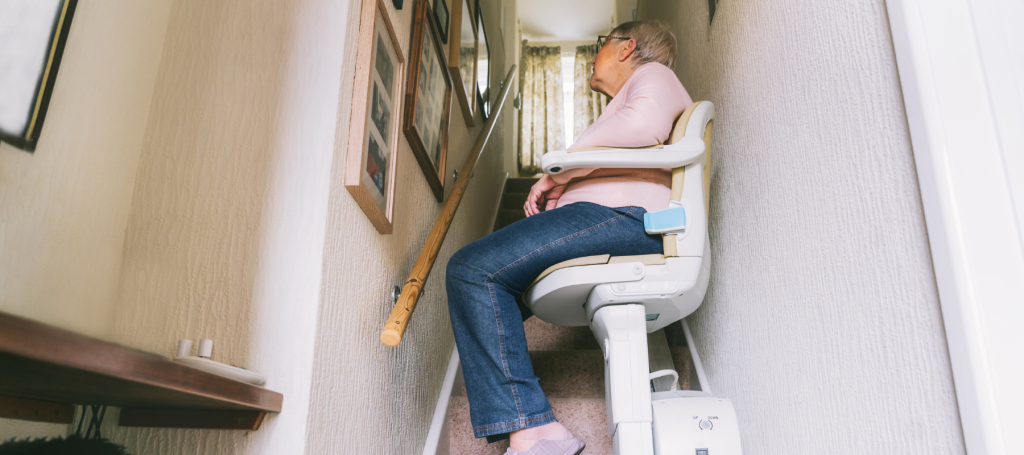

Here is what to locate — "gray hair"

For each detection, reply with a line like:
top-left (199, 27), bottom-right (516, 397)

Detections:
top-left (609, 21), bottom-right (677, 69)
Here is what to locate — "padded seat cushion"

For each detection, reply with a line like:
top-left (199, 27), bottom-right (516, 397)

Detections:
top-left (608, 254), bottom-right (666, 265)
top-left (530, 254), bottom-right (667, 285)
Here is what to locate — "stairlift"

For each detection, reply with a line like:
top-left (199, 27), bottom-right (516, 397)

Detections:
top-left (523, 101), bottom-right (742, 455)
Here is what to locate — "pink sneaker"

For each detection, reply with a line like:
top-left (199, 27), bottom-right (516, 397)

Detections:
top-left (503, 436), bottom-right (585, 455)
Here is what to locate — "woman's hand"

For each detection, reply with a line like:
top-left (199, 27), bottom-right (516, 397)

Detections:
top-left (524, 175), bottom-right (566, 217)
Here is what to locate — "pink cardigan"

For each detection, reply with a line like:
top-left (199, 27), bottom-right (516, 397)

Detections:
top-left (553, 63), bottom-right (692, 213)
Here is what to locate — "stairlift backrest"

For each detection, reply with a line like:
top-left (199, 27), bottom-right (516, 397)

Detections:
top-left (666, 100), bottom-right (712, 208)
top-left (539, 101), bottom-right (714, 259)
top-left (662, 101), bottom-right (713, 259)
top-left (525, 101), bottom-right (715, 331)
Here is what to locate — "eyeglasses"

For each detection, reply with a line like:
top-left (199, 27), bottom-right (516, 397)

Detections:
top-left (597, 35), bottom-right (631, 48)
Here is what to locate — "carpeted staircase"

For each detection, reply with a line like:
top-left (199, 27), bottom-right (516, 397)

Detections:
top-left (493, 178), bottom-right (538, 232)
top-left (442, 178), bottom-right (695, 455)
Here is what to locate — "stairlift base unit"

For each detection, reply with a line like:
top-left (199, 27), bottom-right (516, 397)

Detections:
top-left (651, 397), bottom-right (742, 455)
top-left (589, 304), bottom-right (743, 455)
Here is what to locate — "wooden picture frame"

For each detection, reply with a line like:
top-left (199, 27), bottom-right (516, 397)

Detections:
top-left (404, 0), bottom-right (454, 202)
top-left (433, 0), bottom-right (450, 44)
top-left (0, 0), bottom-right (78, 152)
top-left (345, 0), bottom-right (406, 234)
top-left (447, 0), bottom-right (477, 127)
top-left (475, 0), bottom-right (491, 121)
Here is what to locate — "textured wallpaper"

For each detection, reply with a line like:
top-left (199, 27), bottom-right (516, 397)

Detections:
top-left (0, 0), bottom-right (174, 340)
top-left (0, 0), bottom-right (511, 451)
top-left (104, 0), bottom-right (355, 453)
top-left (0, 0), bottom-right (965, 453)
top-left (86, 0), bottom-right (514, 453)
top-left (304, 0), bottom-right (514, 452)
top-left (636, 0), bottom-right (966, 453)
top-left (0, 0), bottom-right (175, 442)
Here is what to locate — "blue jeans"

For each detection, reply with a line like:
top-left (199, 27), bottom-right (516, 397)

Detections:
top-left (446, 202), bottom-right (663, 442)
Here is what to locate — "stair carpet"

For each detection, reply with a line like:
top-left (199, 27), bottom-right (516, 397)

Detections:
top-left (444, 178), bottom-right (694, 455)
top-left (493, 178), bottom-right (537, 232)
top-left (446, 319), bottom-right (694, 455)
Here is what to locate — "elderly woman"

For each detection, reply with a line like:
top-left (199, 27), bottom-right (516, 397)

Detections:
top-left (446, 21), bottom-right (692, 455)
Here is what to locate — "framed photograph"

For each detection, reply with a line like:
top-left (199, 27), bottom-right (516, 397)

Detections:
top-left (404, 0), bottom-right (453, 202)
top-left (447, 0), bottom-right (477, 127)
top-left (345, 0), bottom-right (405, 234)
top-left (433, 0), bottom-right (450, 44)
top-left (475, 0), bottom-right (491, 121)
top-left (0, 0), bottom-right (78, 152)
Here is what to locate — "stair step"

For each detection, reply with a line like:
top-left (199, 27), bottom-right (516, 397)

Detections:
top-left (501, 192), bottom-right (529, 210)
top-left (451, 350), bottom-right (604, 399)
top-left (531, 350), bottom-right (605, 398)
top-left (504, 178), bottom-right (540, 194)
top-left (494, 209), bottom-right (526, 231)
top-left (531, 347), bottom-right (693, 398)
top-left (448, 396), bottom-right (614, 455)
top-left (525, 317), bottom-right (601, 351)
top-left (448, 346), bottom-right (696, 448)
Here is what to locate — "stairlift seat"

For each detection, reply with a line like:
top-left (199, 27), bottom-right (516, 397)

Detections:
top-left (529, 254), bottom-right (668, 286)
top-left (525, 252), bottom-right (709, 330)
top-left (521, 101), bottom-right (743, 455)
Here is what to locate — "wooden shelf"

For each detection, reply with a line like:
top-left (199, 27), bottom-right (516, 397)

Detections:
top-left (0, 312), bottom-right (282, 430)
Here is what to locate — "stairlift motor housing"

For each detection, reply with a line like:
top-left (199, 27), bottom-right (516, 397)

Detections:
top-left (591, 303), bottom-right (742, 455)
top-left (651, 396), bottom-right (742, 455)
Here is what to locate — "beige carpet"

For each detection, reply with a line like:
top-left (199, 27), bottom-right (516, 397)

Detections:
top-left (445, 318), bottom-right (693, 455)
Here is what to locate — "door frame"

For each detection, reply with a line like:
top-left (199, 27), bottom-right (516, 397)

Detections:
top-left (886, 0), bottom-right (1024, 453)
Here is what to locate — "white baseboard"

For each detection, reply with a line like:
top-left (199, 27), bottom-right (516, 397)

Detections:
top-left (422, 348), bottom-right (460, 455)
top-left (423, 172), bottom-right (507, 455)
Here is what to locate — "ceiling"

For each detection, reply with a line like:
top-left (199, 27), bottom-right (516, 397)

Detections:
top-left (519, 0), bottom-right (616, 42)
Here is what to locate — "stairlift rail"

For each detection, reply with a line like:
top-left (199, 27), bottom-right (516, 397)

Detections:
top-left (380, 66), bottom-right (517, 347)
top-left (680, 318), bottom-right (712, 395)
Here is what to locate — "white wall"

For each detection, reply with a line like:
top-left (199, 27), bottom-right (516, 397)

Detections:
top-left (0, 0), bottom-right (174, 441)
top-left (95, 0), bottom-right (349, 452)
top-left (0, 0), bottom-right (173, 340)
top-left (507, 0), bottom-right (523, 178)
top-left (303, 0), bottom-right (514, 452)
top-left (887, 0), bottom-right (1024, 452)
top-left (615, 0), bottom-right (639, 24)
top-left (636, 0), bottom-right (966, 453)
top-left (0, 0), bottom-right (517, 451)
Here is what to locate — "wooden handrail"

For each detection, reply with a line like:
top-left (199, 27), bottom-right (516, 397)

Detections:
top-left (380, 65), bottom-right (517, 347)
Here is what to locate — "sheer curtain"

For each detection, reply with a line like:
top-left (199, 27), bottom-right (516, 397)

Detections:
top-left (573, 44), bottom-right (610, 141)
top-left (518, 41), bottom-right (564, 175)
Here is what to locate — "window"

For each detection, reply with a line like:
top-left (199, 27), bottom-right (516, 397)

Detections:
top-left (561, 51), bottom-right (574, 147)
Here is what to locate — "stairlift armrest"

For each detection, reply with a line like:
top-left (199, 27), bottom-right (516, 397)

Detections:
top-left (541, 136), bottom-right (705, 175)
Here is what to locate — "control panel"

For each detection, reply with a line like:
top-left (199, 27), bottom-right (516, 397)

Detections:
top-left (651, 397), bottom-right (742, 455)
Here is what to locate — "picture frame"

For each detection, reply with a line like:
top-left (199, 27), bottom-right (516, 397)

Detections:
top-left (345, 0), bottom-right (406, 234)
top-left (475, 0), bottom-right (491, 121)
top-left (0, 0), bottom-right (78, 152)
top-left (447, 0), bottom-right (477, 127)
top-left (433, 0), bottom-right (450, 44)
top-left (404, 0), bottom-right (454, 202)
